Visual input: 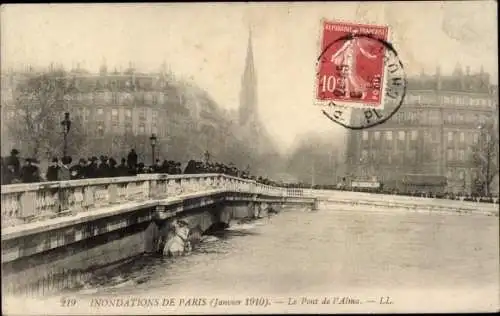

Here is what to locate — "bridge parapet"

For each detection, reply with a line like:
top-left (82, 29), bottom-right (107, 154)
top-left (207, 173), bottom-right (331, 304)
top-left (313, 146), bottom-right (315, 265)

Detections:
top-left (1, 174), bottom-right (304, 228)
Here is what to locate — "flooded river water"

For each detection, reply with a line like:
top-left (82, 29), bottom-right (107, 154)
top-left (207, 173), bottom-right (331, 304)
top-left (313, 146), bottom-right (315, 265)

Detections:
top-left (64, 206), bottom-right (498, 313)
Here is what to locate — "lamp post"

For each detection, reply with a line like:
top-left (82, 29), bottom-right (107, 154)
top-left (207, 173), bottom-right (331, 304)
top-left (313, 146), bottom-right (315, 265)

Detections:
top-left (60, 112), bottom-right (71, 157)
top-left (149, 133), bottom-right (157, 166)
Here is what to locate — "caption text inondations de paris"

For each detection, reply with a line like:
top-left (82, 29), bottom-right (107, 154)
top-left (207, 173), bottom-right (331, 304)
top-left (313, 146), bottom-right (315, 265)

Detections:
top-left (59, 295), bottom-right (394, 309)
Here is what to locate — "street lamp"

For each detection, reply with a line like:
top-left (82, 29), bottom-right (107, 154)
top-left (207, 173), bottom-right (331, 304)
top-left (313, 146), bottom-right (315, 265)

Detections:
top-left (60, 112), bottom-right (71, 157)
top-left (149, 133), bottom-right (157, 166)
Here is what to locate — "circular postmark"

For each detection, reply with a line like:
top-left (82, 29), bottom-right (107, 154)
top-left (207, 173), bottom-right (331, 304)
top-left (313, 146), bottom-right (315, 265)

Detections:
top-left (316, 32), bottom-right (407, 130)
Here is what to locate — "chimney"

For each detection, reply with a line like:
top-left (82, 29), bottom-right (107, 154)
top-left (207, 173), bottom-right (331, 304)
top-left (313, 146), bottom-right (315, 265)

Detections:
top-left (129, 62), bottom-right (136, 91)
top-left (436, 65), bottom-right (441, 90)
top-left (99, 57), bottom-right (108, 76)
top-left (160, 61), bottom-right (167, 75)
top-left (452, 62), bottom-right (462, 76)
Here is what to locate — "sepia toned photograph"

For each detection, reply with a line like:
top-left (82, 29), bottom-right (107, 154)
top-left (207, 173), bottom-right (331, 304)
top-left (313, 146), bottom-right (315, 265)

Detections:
top-left (1, 2), bottom-right (498, 314)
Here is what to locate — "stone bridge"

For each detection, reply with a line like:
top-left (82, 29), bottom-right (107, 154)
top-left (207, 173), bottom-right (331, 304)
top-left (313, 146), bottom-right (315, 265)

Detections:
top-left (1, 173), bottom-right (316, 297)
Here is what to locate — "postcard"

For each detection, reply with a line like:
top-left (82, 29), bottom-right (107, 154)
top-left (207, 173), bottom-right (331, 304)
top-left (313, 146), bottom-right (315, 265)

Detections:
top-left (1, 2), bottom-right (498, 315)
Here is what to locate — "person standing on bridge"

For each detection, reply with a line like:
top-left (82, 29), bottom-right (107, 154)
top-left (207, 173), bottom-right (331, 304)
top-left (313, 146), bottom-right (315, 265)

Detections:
top-left (6, 149), bottom-right (20, 176)
top-left (116, 158), bottom-right (129, 177)
top-left (20, 158), bottom-right (40, 183)
top-left (70, 158), bottom-right (87, 180)
top-left (46, 157), bottom-right (60, 182)
top-left (127, 149), bottom-right (138, 170)
top-left (57, 156), bottom-right (72, 181)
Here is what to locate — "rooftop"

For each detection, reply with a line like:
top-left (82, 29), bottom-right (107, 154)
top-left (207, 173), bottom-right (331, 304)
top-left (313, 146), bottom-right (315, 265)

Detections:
top-left (406, 65), bottom-right (495, 94)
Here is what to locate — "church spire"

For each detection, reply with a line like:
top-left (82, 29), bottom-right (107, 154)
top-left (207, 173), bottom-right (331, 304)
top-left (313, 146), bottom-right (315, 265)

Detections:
top-left (239, 26), bottom-right (258, 126)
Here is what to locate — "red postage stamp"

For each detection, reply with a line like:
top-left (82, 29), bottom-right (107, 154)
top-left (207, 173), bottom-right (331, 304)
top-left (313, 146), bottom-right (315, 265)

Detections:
top-left (315, 20), bottom-right (390, 109)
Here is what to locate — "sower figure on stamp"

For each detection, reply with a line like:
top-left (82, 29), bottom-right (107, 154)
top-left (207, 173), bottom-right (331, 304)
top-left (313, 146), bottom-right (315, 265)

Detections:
top-left (330, 30), bottom-right (377, 99)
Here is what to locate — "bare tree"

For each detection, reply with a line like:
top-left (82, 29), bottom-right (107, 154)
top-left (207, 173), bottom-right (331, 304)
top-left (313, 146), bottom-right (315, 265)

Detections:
top-left (6, 71), bottom-right (87, 160)
top-left (286, 133), bottom-right (341, 185)
top-left (471, 122), bottom-right (499, 196)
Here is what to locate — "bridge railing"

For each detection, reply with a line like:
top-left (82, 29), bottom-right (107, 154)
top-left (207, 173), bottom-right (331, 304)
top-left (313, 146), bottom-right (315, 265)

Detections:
top-left (1, 173), bottom-right (304, 228)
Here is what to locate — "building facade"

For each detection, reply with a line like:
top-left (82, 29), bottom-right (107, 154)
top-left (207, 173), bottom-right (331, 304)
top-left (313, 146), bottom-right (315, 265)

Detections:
top-left (1, 61), bottom-right (239, 163)
top-left (345, 66), bottom-right (498, 194)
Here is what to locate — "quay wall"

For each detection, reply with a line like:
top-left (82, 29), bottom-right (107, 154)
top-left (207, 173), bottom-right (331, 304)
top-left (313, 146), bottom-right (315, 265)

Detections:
top-left (2, 193), bottom-right (312, 297)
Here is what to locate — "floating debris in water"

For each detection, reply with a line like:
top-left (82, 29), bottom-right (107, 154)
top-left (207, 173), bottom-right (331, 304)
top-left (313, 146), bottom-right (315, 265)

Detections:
top-left (200, 235), bottom-right (219, 243)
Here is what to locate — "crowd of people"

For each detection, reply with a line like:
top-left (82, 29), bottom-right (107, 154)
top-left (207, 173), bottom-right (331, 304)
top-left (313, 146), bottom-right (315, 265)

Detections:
top-left (0, 148), bottom-right (277, 186)
top-left (297, 182), bottom-right (498, 203)
top-left (2, 148), bottom-right (497, 203)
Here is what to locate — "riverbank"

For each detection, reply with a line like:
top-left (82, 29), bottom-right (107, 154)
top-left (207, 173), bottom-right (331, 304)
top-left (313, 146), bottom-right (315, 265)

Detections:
top-left (306, 190), bottom-right (499, 217)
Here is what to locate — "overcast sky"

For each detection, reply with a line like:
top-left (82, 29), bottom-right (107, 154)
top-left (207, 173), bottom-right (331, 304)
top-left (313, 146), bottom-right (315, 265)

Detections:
top-left (1, 2), bottom-right (497, 152)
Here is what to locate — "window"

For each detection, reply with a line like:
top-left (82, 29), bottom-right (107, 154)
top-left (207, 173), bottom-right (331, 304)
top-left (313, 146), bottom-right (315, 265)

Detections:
top-left (124, 92), bottom-right (133, 103)
top-left (459, 170), bottom-right (465, 180)
top-left (362, 131), bottom-right (369, 141)
top-left (410, 112), bottom-right (417, 123)
top-left (396, 112), bottom-right (403, 123)
top-left (431, 147), bottom-right (438, 160)
top-left (458, 150), bottom-right (465, 161)
top-left (111, 109), bottom-right (118, 120)
top-left (102, 92), bottom-right (109, 102)
top-left (431, 130), bottom-right (438, 142)
top-left (97, 125), bottom-right (104, 137)
top-left (411, 130), bottom-right (418, 141)
top-left (472, 170), bottom-right (479, 181)
top-left (473, 133), bottom-right (479, 144)
top-left (447, 131), bottom-right (453, 142)
top-left (374, 131), bottom-right (380, 140)
top-left (125, 123), bottom-right (133, 133)
top-left (139, 124), bottom-right (145, 134)
top-left (97, 108), bottom-right (104, 116)
top-left (398, 131), bottom-right (405, 141)
top-left (361, 150), bottom-right (369, 162)
top-left (385, 131), bottom-right (393, 141)
top-left (446, 113), bottom-right (453, 123)
top-left (152, 125), bottom-right (158, 134)
top-left (112, 92), bottom-right (118, 104)
top-left (152, 94), bottom-right (158, 105)
top-left (446, 169), bottom-right (453, 179)
top-left (125, 109), bottom-right (132, 119)
top-left (459, 132), bottom-right (465, 143)
top-left (420, 111), bottom-right (428, 123)
top-left (447, 149), bottom-right (454, 161)
top-left (463, 96), bottom-right (470, 105)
